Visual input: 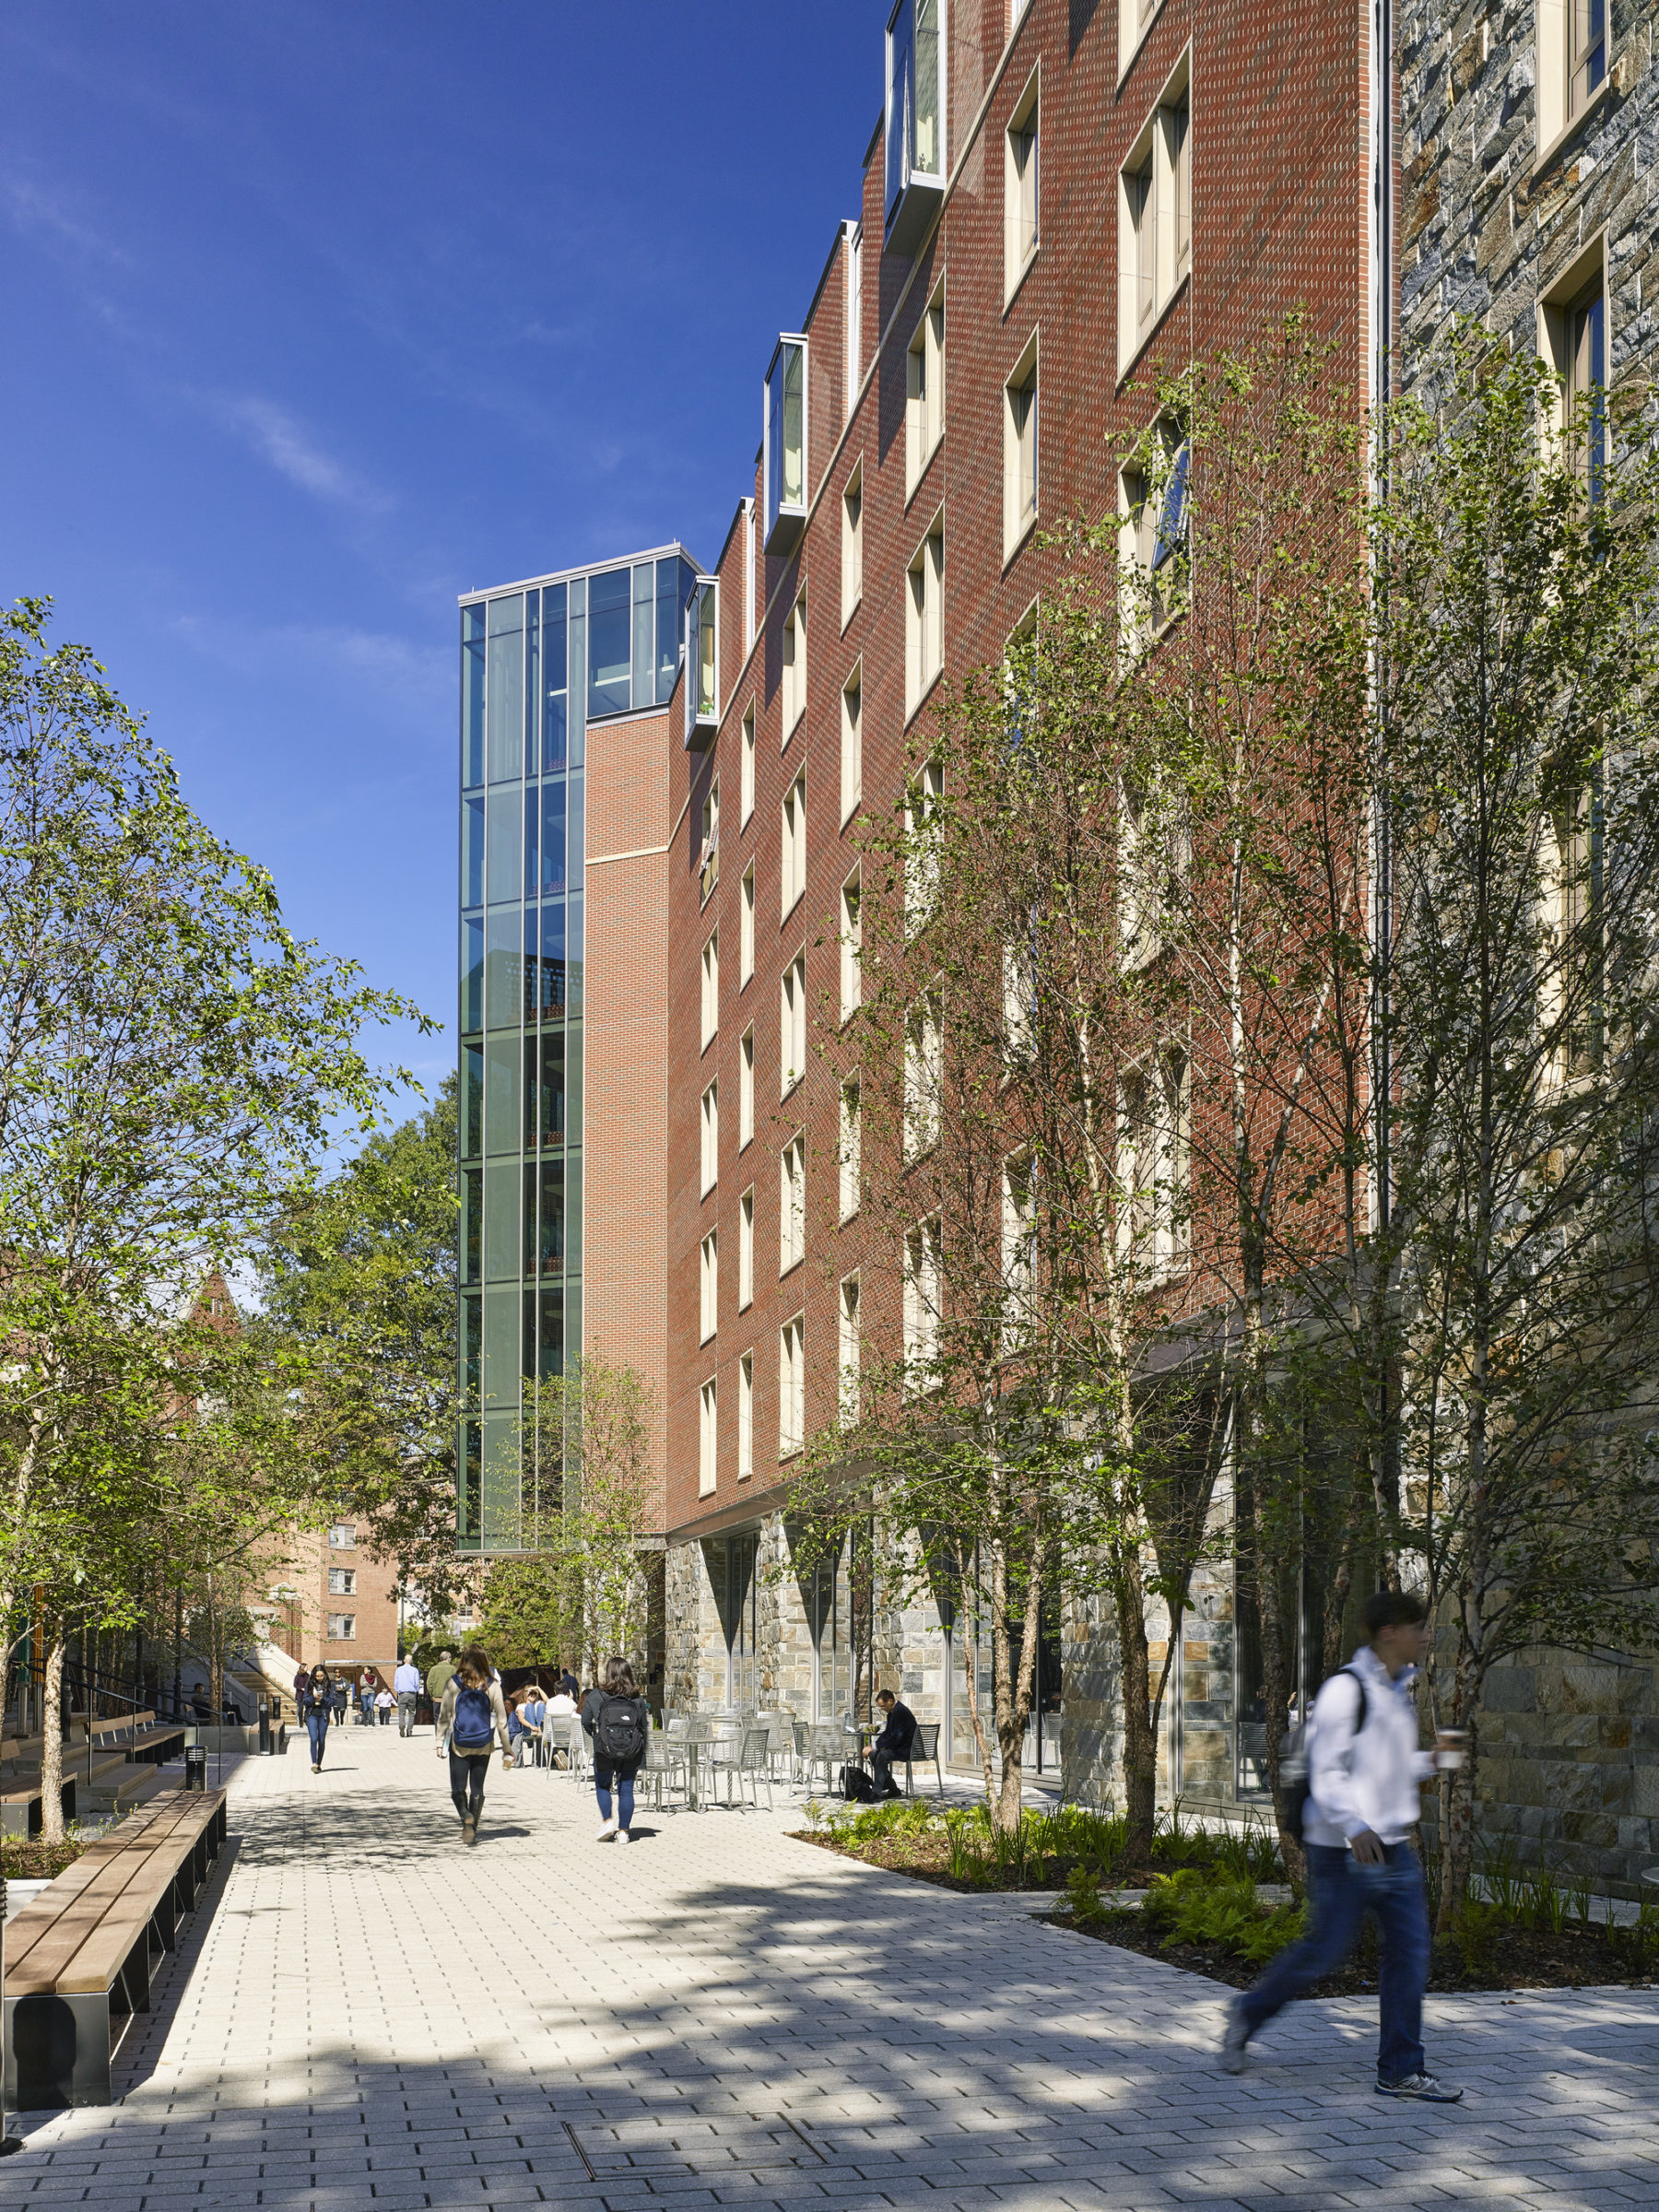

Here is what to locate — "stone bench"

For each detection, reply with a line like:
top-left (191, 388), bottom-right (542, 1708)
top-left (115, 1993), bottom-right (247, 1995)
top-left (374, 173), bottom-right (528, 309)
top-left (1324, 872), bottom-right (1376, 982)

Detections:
top-left (3, 1786), bottom-right (228, 2107)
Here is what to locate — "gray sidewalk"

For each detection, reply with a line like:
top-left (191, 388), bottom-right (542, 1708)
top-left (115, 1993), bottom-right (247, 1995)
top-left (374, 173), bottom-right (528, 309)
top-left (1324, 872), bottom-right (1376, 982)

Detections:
top-left (6, 1724), bottom-right (1656, 2210)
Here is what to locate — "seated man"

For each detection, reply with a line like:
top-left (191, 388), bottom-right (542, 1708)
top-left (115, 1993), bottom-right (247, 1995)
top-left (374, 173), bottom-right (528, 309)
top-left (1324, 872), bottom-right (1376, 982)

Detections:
top-left (869, 1688), bottom-right (917, 1799)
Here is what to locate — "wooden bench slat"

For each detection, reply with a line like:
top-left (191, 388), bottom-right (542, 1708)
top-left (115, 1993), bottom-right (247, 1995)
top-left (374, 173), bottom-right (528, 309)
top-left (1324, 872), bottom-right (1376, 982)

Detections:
top-left (3, 1790), bottom-right (224, 1993)
top-left (6, 1853), bottom-right (176, 1991)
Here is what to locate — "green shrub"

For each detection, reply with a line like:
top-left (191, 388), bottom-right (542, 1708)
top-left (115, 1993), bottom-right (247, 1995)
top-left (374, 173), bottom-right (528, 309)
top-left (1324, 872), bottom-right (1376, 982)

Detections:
top-left (1142, 1866), bottom-right (1303, 1965)
top-left (1065, 1863), bottom-right (1109, 1927)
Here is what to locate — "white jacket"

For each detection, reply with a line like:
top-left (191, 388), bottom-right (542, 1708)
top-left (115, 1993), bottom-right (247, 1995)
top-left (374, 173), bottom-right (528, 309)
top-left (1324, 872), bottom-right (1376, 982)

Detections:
top-left (1304, 1643), bottom-right (1438, 1848)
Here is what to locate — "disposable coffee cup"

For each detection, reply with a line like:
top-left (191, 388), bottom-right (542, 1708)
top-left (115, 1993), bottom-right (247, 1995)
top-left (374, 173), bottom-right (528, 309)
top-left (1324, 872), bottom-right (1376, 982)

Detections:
top-left (1437, 1729), bottom-right (1468, 1771)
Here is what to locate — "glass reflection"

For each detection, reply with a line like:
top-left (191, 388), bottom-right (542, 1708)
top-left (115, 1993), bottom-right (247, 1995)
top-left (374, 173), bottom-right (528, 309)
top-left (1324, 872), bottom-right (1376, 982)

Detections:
top-left (587, 567), bottom-right (631, 717)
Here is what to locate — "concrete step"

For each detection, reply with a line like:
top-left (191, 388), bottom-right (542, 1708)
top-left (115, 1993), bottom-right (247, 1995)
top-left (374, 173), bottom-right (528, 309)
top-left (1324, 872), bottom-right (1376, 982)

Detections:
top-left (83, 1763), bottom-right (167, 1818)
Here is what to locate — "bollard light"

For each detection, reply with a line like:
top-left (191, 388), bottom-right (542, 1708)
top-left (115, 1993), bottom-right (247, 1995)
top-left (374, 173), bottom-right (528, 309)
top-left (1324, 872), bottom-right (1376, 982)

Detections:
top-left (184, 1744), bottom-right (207, 1792)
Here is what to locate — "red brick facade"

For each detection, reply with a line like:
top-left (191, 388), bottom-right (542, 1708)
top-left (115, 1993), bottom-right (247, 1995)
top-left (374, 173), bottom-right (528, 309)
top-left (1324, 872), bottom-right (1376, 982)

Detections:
top-left (663, 0), bottom-right (1376, 1546)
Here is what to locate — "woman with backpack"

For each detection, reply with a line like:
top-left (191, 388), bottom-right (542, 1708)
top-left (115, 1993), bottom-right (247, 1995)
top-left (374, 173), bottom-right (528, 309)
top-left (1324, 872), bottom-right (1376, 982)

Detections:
top-left (435, 1645), bottom-right (512, 1845)
top-left (300, 1664), bottom-right (333, 1773)
top-left (582, 1655), bottom-right (649, 1844)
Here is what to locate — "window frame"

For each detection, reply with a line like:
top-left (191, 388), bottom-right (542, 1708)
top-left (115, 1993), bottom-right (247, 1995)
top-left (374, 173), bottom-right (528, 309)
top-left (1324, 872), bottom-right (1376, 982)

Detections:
top-left (740, 861), bottom-right (756, 986)
top-left (1003, 330), bottom-right (1040, 559)
top-left (841, 661), bottom-right (864, 824)
top-left (840, 866), bottom-right (863, 1022)
top-left (739, 1023), bottom-right (755, 1148)
top-left (905, 280), bottom-right (947, 500)
top-left (700, 925), bottom-right (720, 1051)
top-left (839, 1272), bottom-right (861, 1429)
top-left (739, 1186), bottom-right (755, 1310)
top-left (840, 1074), bottom-right (862, 1223)
top-left (700, 1227), bottom-right (719, 1344)
top-left (782, 772), bottom-right (806, 920)
top-left (905, 510), bottom-right (946, 720)
top-left (741, 700), bottom-right (756, 824)
top-left (700, 1078), bottom-right (720, 1196)
top-left (1117, 51), bottom-right (1192, 378)
top-left (781, 951), bottom-right (808, 1097)
top-left (1004, 65), bottom-right (1041, 303)
top-left (780, 1135), bottom-right (806, 1274)
top-left (841, 461), bottom-right (865, 629)
top-left (738, 1349), bottom-right (755, 1479)
top-left (699, 1375), bottom-right (719, 1497)
top-left (779, 1312), bottom-right (806, 1459)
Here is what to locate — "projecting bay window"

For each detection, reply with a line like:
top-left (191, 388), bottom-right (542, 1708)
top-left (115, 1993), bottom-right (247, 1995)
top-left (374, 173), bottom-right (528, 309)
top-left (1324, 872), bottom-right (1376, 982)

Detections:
top-left (781, 1137), bottom-right (806, 1274)
top-left (1120, 56), bottom-right (1192, 372)
top-left (842, 465), bottom-right (864, 626)
top-left (905, 514), bottom-right (945, 718)
top-left (700, 1377), bottom-right (718, 1498)
top-left (1004, 71), bottom-right (1039, 299)
top-left (1004, 335), bottom-right (1039, 558)
top-left (764, 336), bottom-right (808, 554)
top-left (906, 285), bottom-right (946, 497)
top-left (686, 578), bottom-right (719, 745)
top-left (886, 0), bottom-right (947, 253)
top-left (781, 954), bottom-right (807, 1095)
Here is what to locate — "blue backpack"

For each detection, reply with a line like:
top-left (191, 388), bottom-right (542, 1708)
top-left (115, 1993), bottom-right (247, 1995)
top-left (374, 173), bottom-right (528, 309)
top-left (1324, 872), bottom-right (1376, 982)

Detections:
top-left (452, 1683), bottom-right (494, 1751)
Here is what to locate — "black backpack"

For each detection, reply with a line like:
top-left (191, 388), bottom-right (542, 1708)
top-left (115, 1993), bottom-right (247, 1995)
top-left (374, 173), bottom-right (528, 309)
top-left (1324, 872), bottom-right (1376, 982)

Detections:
top-left (841, 1763), bottom-right (878, 1803)
top-left (594, 1694), bottom-right (646, 1766)
top-left (1280, 1666), bottom-right (1368, 1839)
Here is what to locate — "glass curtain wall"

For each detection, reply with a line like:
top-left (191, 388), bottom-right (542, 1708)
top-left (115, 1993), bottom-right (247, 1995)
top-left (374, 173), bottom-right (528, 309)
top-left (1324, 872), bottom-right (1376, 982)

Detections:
top-left (805, 1527), bottom-right (873, 1724)
top-left (458, 555), bottom-right (697, 1552)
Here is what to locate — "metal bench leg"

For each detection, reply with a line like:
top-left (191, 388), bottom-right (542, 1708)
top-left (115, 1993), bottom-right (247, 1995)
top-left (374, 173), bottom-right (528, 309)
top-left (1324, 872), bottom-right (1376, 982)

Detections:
top-left (5, 1992), bottom-right (113, 2109)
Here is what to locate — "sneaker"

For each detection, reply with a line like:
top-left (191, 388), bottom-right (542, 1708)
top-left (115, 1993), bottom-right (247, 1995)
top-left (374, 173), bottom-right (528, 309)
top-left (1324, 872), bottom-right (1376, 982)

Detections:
top-left (462, 1816), bottom-right (477, 1847)
top-left (597, 1818), bottom-right (618, 1841)
top-left (312, 1761), bottom-right (321, 1774)
top-left (615, 1830), bottom-right (630, 1845)
top-left (1220, 2000), bottom-right (1251, 2076)
top-left (1376, 2073), bottom-right (1463, 2103)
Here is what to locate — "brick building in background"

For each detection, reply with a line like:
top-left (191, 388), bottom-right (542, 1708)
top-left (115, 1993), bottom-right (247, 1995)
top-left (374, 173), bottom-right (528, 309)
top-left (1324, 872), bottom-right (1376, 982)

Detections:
top-left (260, 1513), bottom-right (402, 1686)
top-left (660, 0), bottom-right (1389, 1783)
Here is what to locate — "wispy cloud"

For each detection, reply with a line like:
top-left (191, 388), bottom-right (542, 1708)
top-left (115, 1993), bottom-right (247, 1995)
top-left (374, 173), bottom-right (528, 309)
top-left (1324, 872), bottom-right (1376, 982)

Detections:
top-left (171, 611), bottom-right (448, 717)
top-left (204, 391), bottom-right (394, 518)
top-left (1, 171), bottom-right (134, 272)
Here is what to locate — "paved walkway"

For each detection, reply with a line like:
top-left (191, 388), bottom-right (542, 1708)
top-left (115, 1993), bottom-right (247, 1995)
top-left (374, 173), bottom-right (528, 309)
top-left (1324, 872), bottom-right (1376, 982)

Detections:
top-left (7, 1727), bottom-right (1657, 2210)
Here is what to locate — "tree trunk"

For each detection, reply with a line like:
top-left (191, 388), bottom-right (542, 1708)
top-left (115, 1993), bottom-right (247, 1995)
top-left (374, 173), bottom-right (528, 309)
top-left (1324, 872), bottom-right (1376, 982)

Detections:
top-left (1114, 1543), bottom-right (1157, 1864)
top-left (40, 1634), bottom-right (67, 1846)
top-left (1435, 1651), bottom-right (1481, 1934)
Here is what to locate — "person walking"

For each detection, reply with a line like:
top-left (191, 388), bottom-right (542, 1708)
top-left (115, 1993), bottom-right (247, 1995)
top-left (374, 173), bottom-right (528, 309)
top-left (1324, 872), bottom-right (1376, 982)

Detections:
top-left (1221, 1590), bottom-right (1465, 2100)
top-left (426, 1648), bottom-right (456, 1710)
top-left (435, 1646), bottom-right (512, 1846)
top-left (394, 1653), bottom-right (421, 1736)
top-left (300, 1665), bottom-right (333, 1773)
top-left (582, 1655), bottom-right (649, 1845)
top-left (358, 1667), bottom-right (377, 1725)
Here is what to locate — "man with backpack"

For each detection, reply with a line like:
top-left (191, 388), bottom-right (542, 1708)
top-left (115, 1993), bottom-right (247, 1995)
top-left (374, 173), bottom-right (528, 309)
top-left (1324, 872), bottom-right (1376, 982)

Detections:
top-left (869, 1688), bottom-right (917, 1799)
top-left (434, 1646), bottom-right (512, 1846)
top-left (582, 1655), bottom-right (649, 1844)
top-left (1221, 1589), bottom-right (1465, 2101)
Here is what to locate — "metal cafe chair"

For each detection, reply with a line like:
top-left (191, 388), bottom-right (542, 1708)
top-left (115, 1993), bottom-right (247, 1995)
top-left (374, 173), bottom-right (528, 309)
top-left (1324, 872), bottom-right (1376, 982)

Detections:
top-left (730, 1726), bottom-right (775, 1811)
top-left (643, 1722), bottom-right (688, 1811)
top-left (901, 1721), bottom-right (946, 1800)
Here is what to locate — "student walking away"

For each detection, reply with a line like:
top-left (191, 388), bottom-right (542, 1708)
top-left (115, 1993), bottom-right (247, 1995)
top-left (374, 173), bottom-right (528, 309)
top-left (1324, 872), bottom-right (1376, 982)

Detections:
top-left (436, 1646), bottom-right (512, 1846)
top-left (1222, 1591), bottom-right (1466, 2101)
top-left (300, 1665), bottom-right (333, 1773)
top-left (394, 1654), bottom-right (422, 1736)
top-left (870, 1688), bottom-right (917, 1799)
top-left (582, 1656), bottom-right (649, 1843)
top-left (426, 1649), bottom-right (456, 1709)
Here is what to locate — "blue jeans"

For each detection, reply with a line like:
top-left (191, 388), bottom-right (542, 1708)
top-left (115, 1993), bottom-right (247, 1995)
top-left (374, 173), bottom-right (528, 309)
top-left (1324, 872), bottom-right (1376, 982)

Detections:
top-left (594, 1768), bottom-right (635, 1830)
top-left (1238, 1841), bottom-right (1430, 2083)
top-left (305, 1710), bottom-right (328, 1765)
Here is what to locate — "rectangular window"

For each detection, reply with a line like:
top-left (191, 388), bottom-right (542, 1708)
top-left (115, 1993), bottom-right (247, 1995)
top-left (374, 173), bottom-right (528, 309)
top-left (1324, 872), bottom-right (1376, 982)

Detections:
top-left (839, 1274), bottom-right (861, 1428)
top-left (1003, 931), bottom-right (1036, 1059)
top-left (1542, 244), bottom-right (1608, 505)
top-left (764, 335), bottom-right (808, 555)
top-left (906, 283), bottom-right (946, 496)
top-left (840, 1077), bottom-right (861, 1221)
top-left (782, 591), bottom-right (807, 741)
top-left (841, 665), bottom-right (863, 823)
top-left (1120, 59), bottom-right (1192, 371)
top-left (741, 862), bottom-right (756, 985)
top-left (699, 776), bottom-right (720, 904)
top-left (740, 1024), bottom-right (755, 1147)
top-left (840, 868), bottom-right (862, 1020)
top-left (781, 1137), bottom-right (806, 1273)
top-left (1117, 1048), bottom-right (1190, 1277)
top-left (1004, 71), bottom-right (1039, 295)
top-left (739, 1187), bottom-right (755, 1309)
top-left (1539, 0), bottom-right (1607, 149)
top-left (688, 578), bottom-right (718, 733)
top-left (328, 1524), bottom-right (357, 1549)
top-left (781, 954), bottom-right (807, 1094)
top-left (903, 1215), bottom-right (942, 1382)
top-left (842, 465), bottom-right (864, 626)
top-left (327, 1614), bottom-right (357, 1641)
top-left (782, 773), bottom-right (806, 918)
top-left (779, 1314), bottom-right (806, 1457)
top-left (741, 702), bottom-right (756, 823)
top-left (738, 1350), bottom-right (754, 1478)
top-left (700, 1079), bottom-right (720, 1195)
top-left (1121, 416), bottom-right (1190, 637)
top-left (904, 991), bottom-right (942, 1162)
top-left (905, 514), bottom-right (945, 717)
top-left (587, 566), bottom-right (633, 718)
top-left (700, 1229), bottom-right (719, 1344)
top-left (327, 1568), bottom-right (356, 1596)
top-left (700, 1377), bottom-right (719, 1498)
top-left (700, 927), bottom-right (720, 1050)
top-left (1003, 1153), bottom-right (1036, 1347)
top-left (905, 759), bottom-right (944, 935)
top-left (1004, 336), bottom-right (1039, 556)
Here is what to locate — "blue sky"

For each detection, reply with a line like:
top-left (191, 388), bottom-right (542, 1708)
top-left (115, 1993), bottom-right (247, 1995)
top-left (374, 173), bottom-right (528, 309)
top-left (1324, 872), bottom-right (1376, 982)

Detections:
top-left (0, 4), bottom-right (877, 1110)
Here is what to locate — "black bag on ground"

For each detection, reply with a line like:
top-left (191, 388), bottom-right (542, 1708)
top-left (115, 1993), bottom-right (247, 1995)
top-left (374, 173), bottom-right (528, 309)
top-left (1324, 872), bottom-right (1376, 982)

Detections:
top-left (841, 1763), bottom-right (878, 1803)
top-left (594, 1693), bottom-right (647, 1767)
